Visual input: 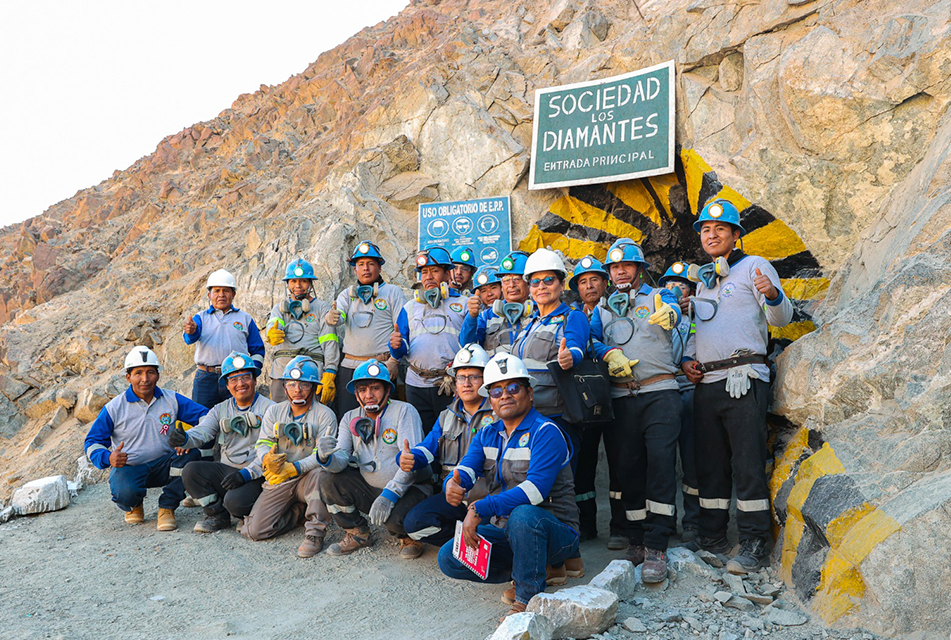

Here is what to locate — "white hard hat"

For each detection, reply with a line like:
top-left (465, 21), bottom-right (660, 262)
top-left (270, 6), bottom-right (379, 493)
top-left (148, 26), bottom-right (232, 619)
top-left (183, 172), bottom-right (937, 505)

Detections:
top-left (479, 353), bottom-right (536, 397)
top-left (450, 343), bottom-right (491, 376)
top-left (523, 248), bottom-right (567, 281)
top-left (206, 269), bottom-right (237, 290)
top-left (124, 346), bottom-right (161, 371)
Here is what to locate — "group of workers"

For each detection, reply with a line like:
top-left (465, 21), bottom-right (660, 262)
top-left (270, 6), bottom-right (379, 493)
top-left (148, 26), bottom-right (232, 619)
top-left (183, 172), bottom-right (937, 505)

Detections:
top-left (83, 197), bottom-right (792, 619)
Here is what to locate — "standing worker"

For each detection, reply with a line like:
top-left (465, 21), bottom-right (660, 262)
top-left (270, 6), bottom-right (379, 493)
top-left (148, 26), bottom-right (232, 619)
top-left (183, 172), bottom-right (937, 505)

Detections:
top-left (449, 246), bottom-right (477, 294)
top-left (681, 199), bottom-right (792, 574)
top-left (472, 266), bottom-right (502, 308)
top-left (182, 269), bottom-right (265, 409)
top-left (325, 241), bottom-right (405, 417)
top-left (265, 258), bottom-right (340, 405)
top-left (460, 250), bottom-right (533, 356)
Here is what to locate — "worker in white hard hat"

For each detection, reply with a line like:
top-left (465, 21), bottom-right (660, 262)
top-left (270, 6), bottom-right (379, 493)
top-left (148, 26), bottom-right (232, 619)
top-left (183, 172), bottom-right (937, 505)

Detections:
top-left (183, 269), bottom-right (265, 409)
top-left (83, 346), bottom-right (210, 532)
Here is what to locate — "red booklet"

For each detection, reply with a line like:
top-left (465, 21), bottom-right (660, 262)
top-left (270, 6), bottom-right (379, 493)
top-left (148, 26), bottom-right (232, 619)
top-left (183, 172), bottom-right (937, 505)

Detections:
top-left (452, 520), bottom-right (493, 580)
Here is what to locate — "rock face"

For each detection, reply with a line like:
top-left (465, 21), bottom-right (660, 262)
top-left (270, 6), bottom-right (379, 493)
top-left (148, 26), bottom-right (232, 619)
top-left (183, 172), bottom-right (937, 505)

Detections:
top-left (0, 0), bottom-right (948, 633)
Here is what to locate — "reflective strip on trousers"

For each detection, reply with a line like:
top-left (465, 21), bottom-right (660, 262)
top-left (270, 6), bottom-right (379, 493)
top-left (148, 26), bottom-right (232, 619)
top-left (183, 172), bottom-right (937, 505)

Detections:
top-left (196, 493), bottom-right (218, 507)
top-left (575, 491), bottom-right (596, 502)
top-left (626, 509), bottom-right (647, 521)
top-left (682, 484), bottom-right (699, 496)
top-left (699, 497), bottom-right (731, 510)
top-left (200, 448), bottom-right (215, 458)
top-left (646, 500), bottom-right (675, 516)
top-left (169, 466), bottom-right (184, 477)
top-left (327, 504), bottom-right (356, 514)
top-left (736, 498), bottom-right (770, 512)
top-left (609, 491), bottom-right (622, 500)
top-left (408, 526), bottom-right (441, 541)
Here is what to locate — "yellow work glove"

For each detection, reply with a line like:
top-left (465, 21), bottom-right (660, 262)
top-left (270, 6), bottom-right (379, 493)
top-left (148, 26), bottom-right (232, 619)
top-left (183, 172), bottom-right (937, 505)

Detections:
top-left (262, 444), bottom-right (286, 479)
top-left (319, 372), bottom-right (336, 404)
top-left (267, 460), bottom-right (300, 485)
top-left (266, 320), bottom-right (285, 346)
top-left (648, 293), bottom-right (678, 331)
top-left (603, 349), bottom-right (639, 378)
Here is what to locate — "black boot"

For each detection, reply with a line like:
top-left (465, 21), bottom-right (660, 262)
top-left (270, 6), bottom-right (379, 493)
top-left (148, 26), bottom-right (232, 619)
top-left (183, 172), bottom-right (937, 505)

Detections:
top-left (727, 538), bottom-right (769, 574)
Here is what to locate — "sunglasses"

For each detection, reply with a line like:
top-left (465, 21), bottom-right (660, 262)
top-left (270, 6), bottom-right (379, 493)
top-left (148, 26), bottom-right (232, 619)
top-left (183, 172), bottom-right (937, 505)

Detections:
top-left (488, 382), bottom-right (525, 399)
top-left (529, 276), bottom-right (558, 288)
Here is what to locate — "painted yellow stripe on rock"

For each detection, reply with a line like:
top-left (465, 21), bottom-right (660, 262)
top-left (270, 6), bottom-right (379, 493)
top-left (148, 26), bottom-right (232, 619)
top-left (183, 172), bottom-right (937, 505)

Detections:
top-left (549, 195), bottom-right (644, 242)
top-left (781, 278), bottom-right (831, 301)
top-left (770, 320), bottom-right (816, 342)
top-left (711, 185), bottom-right (752, 215)
top-left (743, 219), bottom-right (807, 260)
top-left (779, 515), bottom-right (805, 585)
top-left (769, 427), bottom-right (810, 498)
top-left (813, 550), bottom-right (864, 622)
top-left (519, 226), bottom-right (608, 261)
top-left (608, 181), bottom-right (665, 226)
top-left (645, 173), bottom-right (680, 220)
top-left (787, 444), bottom-right (845, 523)
top-left (681, 148), bottom-right (712, 215)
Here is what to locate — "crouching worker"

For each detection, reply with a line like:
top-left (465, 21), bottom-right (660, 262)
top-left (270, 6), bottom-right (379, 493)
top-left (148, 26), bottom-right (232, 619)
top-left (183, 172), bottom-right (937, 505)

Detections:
top-left (318, 359), bottom-right (430, 558)
top-left (241, 356), bottom-right (337, 558)
top-left (437, 353), bottom-right (580, 619)
top-left (84, 346), bottom-right (210, 531)
top-left (174, 351), bottom-right (276, 532)
top-left (402, 343), bottom-right (496, 550)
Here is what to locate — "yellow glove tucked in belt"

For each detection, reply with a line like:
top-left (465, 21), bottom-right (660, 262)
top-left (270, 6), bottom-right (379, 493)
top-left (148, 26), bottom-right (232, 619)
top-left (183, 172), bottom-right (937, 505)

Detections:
top-left (319, 372), bottom-right (336, 405)
top-left (604, 349), bottom-right (639, 378)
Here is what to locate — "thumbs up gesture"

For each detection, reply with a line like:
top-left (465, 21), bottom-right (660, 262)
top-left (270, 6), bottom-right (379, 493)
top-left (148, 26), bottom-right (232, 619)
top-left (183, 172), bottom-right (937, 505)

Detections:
top-left (399, 439), bottom-right (416, 472)
top-left (183, 315), bottom-right (198, 335)
top-left (389, 322), bottom-right (403, 350)
top-left (467, 295), bottom-right (482, 317)
top-left (557, 337), bottom-right (574, 370)
top-left (168, 423), bottom-right (188, 449)
top-left (445, 468), bottom-right (466, 507)
top-left (110, 441), bottom-right (128, 468)
top-left (262, 444), bottom-right (286, 477)
top-left (325, 301), bottom-right (341, 326)
top-left (648, 292), bottom-right (677, 331)
top-left (753, 267), bottom-right (778, 301)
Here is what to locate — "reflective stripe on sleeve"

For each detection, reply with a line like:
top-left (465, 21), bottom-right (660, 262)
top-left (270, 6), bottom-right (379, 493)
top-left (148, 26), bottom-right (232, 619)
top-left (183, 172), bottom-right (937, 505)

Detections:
top-left (518, 480), bottom-right (544, 505)
top-left (457, 465), bottom-right (477, 485)
top-left (318, 333), bottom-right (339, 343)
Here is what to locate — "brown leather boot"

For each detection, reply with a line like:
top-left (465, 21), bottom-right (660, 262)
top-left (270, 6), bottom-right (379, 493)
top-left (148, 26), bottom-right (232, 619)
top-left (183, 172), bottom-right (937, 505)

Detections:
top-left (157, 508), bottom-right (177, 532)
top-left (501, 584), bottom-right (516, 605)
top-left (326, 527), bottom-right (372, 556)
top-left (565, 556), bottom-right (585, 578)
top-left (298, 533), bottom-right (324, 558)
top-left (124, 504), bottom-right (144, 525)
top-left (642, 548), bottom-right (669, 583)
top-left (399, 537), bottom-right (423, 559)
top-left (625, 543), bottom-right (646, 565)
top-left (545, 564), bottom-right (567, 586)
top-left (500, 601), bottom-right (527, 622)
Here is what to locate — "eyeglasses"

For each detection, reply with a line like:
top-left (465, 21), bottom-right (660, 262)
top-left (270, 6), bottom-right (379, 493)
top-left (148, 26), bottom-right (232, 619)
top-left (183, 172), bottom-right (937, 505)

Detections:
top-left (500, 275), bottom-right (523, 284)
top-left (284, 380), bottom-right (314, 390)
top-left (456, 374), bottom-right (483, 385)
top-left (226, 373), bottom-right (254, 384)
top-left (488, 382), bottom-right (525, 399)
top-left (529, 276), bottom-right (558, 288)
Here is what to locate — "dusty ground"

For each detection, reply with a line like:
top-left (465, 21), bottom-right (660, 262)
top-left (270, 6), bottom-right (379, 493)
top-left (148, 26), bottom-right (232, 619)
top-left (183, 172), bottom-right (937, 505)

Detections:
top-left (1, 484), bottom-right (881, 640)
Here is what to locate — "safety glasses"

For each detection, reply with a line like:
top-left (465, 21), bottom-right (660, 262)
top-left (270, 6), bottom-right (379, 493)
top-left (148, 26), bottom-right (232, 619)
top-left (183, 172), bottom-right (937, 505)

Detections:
top-left (488, 382), bottom-right (525, 399)
top-left (500, 275), bottom-right (523, 284)
top-left (225, 372), bottom-right (254, 384)
top-left (284, 380), bottom-right (314, 391)
top-left (529, 276), bottom-right (558, 288)
top-left (690, 297), bottom-right (719, 322)
top-left (456, 374), bottom-right (483, 385)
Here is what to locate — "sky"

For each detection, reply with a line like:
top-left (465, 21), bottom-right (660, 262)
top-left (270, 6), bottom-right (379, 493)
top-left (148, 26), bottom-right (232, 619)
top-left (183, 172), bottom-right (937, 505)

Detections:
top-left (0, 1), bottom-right (409, 229)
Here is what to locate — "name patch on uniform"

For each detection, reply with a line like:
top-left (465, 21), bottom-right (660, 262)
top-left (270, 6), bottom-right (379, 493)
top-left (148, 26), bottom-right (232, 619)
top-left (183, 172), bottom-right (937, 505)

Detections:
top-left (550, 315), bottom-right (565, 324)
top-left (449, 302), bottom-right (464, 313)
top-left (381, 428), bottom-right (398, 445)
top-left (518, 432), bottom-right (530, 447)
top-left (233, 321), bottom-right (245, 331)
top-left (634, 306), bottom-right (650, 319)
top-left (721, 283), bottom-right (736, 298)
top-left (374, 299), bottom-right (388, 310)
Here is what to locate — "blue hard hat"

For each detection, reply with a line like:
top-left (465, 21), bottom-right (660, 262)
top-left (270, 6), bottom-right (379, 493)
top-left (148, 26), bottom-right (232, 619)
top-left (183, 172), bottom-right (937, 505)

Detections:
top-left (450, 246), bottom-right (477, 269)
top-left (415, 247), bottom-right (454, 272)
top-left (658, 261), bottom-right (692, 287)
top-left (693, 199), bottom-right (746, 236)
top-left (473, 266), bottom-right (500, 289)
top-left (349, 240), bottom-right (386, 266)
top-left (283, 258), bottom-right (315, 281)
top-left (603, 239), bottom-right (648, 268)
top-left (346, 359), bottom-right (396, 394)
top-left (497, 251), bottom-right (529, 276)
top-left (281, 356), bottom-right (321, 384)
top-left (568, 255), bottom-right (609, 292)
top-left (219, 351), bottom-right (261, 381)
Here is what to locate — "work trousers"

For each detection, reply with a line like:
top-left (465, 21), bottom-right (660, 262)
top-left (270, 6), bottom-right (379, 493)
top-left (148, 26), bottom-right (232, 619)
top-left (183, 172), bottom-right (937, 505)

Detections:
top-left (677, 387), bottom-right (700, 532)
top-left (694, 379), bottom-right (771, 541)
top-left (405, 385), bottom-right (452, 435)
top-left (437, 504), bottom-right (579, 605)
top-left (335, 366), bottom-right (360, 419)
top-left (181, 460), bottom-right (263, 519)
top-left (403, 492), bottom-right (466, 546)
top-left (191, 369), bottom-right (230, 409)
top-left (574, 420), bottom-right (626, 539)
top-left (611, 390), bottom-right (682, 550)
top-left (109, 449), bottom-right (201, 512)
top-left (319, 466), bottom-right (427, 538)
top-left (242, 470), bottom-right (329, 541)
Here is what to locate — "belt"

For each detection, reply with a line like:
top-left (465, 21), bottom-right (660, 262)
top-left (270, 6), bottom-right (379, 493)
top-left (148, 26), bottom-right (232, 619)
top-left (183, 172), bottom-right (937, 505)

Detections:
top-left (611, 373), bottom-right (675, 391)
top-left (197, 364), bottom-right (221, 373)
top-left (698, 354), bottom-right (768, 374)
top-left (274, 350), bottom-right (323, 361)
top-left (409, 363), bottom-right (449, 379)
top-left (343, 352), bottom-right (390, 363)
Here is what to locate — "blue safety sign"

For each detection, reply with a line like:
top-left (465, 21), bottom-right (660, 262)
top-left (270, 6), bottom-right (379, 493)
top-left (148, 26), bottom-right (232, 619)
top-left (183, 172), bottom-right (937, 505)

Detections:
top-left (418, 197), bottom-right (511, 268)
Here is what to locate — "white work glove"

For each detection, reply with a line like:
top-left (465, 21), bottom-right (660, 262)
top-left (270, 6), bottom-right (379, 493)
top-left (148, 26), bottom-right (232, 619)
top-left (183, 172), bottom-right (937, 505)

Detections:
top-left (325, 301), bottom-right (341, 326)
top-left (437, 374), bottom-right (454, 396)
top-left (317, 435), bottom-right (337, 462)
top-left (368, 494), bottom-right (395, 526)
top-left (725, 365), bottom-right (760, 399)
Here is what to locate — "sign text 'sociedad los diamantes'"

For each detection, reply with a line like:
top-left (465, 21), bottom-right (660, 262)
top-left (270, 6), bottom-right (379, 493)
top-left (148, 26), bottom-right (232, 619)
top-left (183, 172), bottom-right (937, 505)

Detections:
top-left (418, 196), bottom-right (512, 268)
top-left (529, 60), bottom-right (675, 190)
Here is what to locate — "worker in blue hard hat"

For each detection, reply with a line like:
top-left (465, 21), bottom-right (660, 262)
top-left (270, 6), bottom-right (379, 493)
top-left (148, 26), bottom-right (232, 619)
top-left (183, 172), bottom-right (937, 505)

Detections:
top-left (472, 266), bottom-right (502, 307)
top-left (460, 250), bottom-right (533, 356)
top-left (325, 240), bottom-right (406, 418)
top-left (681, 198), bottom-right (792, 575)
top-left (450, 246), bottom-right (477, 294)
top-left (569, 255), bottom-right (609, 317)
top-left (265, 258), bottom-right (340, 406)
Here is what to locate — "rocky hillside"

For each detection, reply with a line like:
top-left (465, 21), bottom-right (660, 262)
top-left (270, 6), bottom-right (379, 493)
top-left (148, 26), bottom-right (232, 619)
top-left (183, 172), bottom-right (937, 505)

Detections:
top-left (0, 0), bottom-right (948, 634)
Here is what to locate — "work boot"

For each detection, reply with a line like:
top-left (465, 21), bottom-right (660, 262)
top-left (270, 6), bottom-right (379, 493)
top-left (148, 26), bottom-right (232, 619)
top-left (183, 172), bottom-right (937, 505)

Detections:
top-left (298, 533), bottom-right (324, 558)
top-left (399, 537), bottom-right (423, 559)
top-left (501, 584), bottom-right (516, 605)
top-left (157, 508), bottom-right (177, 532)
top-left (500, 601), bottom-right (527, 622)
top-left (193, 512), bottom-right (231, 533)
top-left (726, 538), bottom-right (769, 575)
top-left (545, 564), bottom-right (567, 586)
top-left (642, 548), bottom-right (669, 584)
top-left (681, 526), bottom-right (699, 544)
top-left (181, 496), bottom-right (200, 508)
top-left (624, 543), bottom-right (646, 565)
top-left (327, 527), bottom-right (372, 556)
top-left (124, 504), bottom-right (144, 525)
top-left (697, 534), bottom-right (732, 555)
top-left (565, 556), bottom-right (585, 579)
top-left (607, 534), bottom-right (629, 550)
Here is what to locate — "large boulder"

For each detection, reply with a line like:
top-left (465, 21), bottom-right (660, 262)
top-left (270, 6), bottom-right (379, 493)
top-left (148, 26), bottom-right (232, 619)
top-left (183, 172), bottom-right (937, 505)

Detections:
top-left (11, 475), bottom-right (70, 515)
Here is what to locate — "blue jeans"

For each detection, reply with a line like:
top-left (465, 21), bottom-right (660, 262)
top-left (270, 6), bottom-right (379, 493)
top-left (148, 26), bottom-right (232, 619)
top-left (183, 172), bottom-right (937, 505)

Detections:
top-left (404, 492), bottom-right (466, 546)
top-left (191, 369), bottom-right (229, 410)
top-left (437, 504), bottom-right (580, 604)
top-left (109, 449), bottom-right (202, 511)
